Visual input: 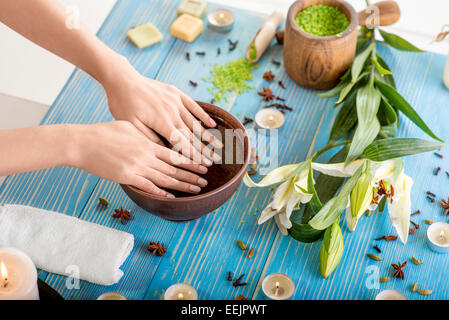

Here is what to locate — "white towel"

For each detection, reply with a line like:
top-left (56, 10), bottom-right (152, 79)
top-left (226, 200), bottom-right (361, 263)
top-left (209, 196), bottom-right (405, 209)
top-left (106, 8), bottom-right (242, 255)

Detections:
top-left (0, 205), bottom-right (134, 286)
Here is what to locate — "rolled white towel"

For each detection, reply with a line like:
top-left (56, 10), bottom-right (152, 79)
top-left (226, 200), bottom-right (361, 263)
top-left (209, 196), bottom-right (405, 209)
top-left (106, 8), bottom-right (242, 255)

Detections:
top-left (0, 205), bottom-right (134, 286)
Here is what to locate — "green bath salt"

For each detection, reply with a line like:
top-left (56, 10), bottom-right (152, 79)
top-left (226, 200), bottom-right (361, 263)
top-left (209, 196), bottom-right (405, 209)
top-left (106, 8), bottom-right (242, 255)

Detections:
top-left (295, 4), bottom-right (349, 37)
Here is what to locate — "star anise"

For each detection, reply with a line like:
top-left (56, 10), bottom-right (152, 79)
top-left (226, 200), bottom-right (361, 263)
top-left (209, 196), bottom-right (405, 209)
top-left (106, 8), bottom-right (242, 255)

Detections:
top-left (439, 197), bottom-right (449, 215)
top-left (262, 70), bottom-right (275, 81)
top-left (147, 241), bottom-right (167, 256)
top-left (392, 261), bottom-right (407, 280)
top-left (112, 208), bottom-right (131, 224)
top-left (258, 87), bottom-right (274, 101)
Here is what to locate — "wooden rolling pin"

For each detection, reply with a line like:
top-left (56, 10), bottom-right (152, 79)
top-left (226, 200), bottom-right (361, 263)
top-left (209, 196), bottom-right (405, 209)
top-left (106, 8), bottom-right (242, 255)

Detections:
top-left (281, 0), bottom-right (400, 90)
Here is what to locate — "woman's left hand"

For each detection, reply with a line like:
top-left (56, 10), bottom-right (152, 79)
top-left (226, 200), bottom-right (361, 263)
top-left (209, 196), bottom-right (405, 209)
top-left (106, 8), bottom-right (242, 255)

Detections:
top-left (102, 58), bottom-right (222, 167)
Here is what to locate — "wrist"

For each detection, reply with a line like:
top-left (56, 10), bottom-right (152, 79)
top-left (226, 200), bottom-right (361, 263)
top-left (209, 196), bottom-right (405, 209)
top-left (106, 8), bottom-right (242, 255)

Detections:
top-left (96, 52), bottom-right (136, 90)
top-left (61, 124), bottom-right (86, 168)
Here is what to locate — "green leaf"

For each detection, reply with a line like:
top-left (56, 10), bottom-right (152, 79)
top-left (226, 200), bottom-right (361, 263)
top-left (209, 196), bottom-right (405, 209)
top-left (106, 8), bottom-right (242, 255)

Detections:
top-left (309, 164), bottom-right (364, 230)
top-left (345, 81), bottom-right (381, 164)
top-left (351, 42), bottom-right (374, 83)
top-left (356, 37), bottom-right (369, 52)
top-left (301, 147), bottom-right (348, 224)
top-left (329, 92), bottom-right (357, 143)
top-left (375, 54), bottom-right (396, 88)
top-left (379, 29), bottom-right (425, 52)
top-left (372, 56), bottom-right (392, 76)
top-left (375, 79), bottom-right (443, 142)
top-left (307, 161), bottom-right (323, 214)
top-left (362, 138), bottom-right (444, 161)
top-left (289, 219), bottom-right (324, 243)
top-left (348, 163), bottom-right (372, 231)
top-left (320, 220), bottom-right (344, 278)
top-left (336, 71), bottom-right (369, 104)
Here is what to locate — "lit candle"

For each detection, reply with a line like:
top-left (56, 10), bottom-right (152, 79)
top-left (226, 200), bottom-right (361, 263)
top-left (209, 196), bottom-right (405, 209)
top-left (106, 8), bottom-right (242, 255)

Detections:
top-left (427, 222), bottom-right (449, 253)
top-left (207, 8), bottom-right (235, 33)
top-left (164, 283), bottom-right (198, 300)
top-left (375, 289), bottom-right (407, 300)
top-left (0, 248), bottom-right (39, 300)
top-left (255, 109), bottom-right (285, 129)
top-left (262, 273), bottom-right (294, 300)
top-left (97, 292), bottom-right (127, 300)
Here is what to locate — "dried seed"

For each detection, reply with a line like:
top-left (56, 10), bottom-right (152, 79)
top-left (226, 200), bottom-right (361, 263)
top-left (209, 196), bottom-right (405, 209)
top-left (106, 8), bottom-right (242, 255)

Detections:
top-left (247, 170), bottom-right (257, 176)
top-left (373, 245), bottom-right (381, 253)
top-left (247, 248), bottom-right (255, 258)
top-left (435, 152), bottom-right (443, 158)
top-left (411, 282), bottom-right (418, 292)
top-left (427, 191), bottom-right (436, 197)
top-left (411, 210), bottom-right (421, 216)
top-left (418, 289), bottom-right (432, 295)
top-left (427, 196), bottom-right (436, 203)
top-left (434, 167), bottom-right (441, 176)
top-left (227, 271), bottom-right (232, 281)
top-left (379, 277), bottom-right (390, 283)
top-left (185, 52), bottom-right (190, 61)
top-left (409, 227), bottom-right (415, 235)
top-left (411, 257), bottom-right (423, 265)
top-left (189, 80), bottom-right (198, 87)
top-left (217, 47), bottom-right (221, 55)
top-left (98, 197), bottom-right (109, 206)
top-left (367, 253), bottom-right (382, 261)
top-left (272, 59), bottom-right (281, 66)
top-left (236, 240), bottom-right (247, 250)
top-left (410, 221), bottom-right (420, 229)
top-left (424, 219), bottom-right (434, 225)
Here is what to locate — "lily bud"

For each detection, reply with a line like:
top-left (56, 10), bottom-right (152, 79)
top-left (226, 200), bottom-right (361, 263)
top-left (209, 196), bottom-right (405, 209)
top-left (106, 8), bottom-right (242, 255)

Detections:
top-left (320, 220), bottom-right (344, 278)
top-left (347, 168), bottom-right (373, 231)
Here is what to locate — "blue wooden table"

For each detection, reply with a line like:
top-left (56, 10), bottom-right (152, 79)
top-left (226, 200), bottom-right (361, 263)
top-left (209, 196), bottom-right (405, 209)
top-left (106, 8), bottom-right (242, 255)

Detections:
top-left (2, 0), bottom-right (449, 300)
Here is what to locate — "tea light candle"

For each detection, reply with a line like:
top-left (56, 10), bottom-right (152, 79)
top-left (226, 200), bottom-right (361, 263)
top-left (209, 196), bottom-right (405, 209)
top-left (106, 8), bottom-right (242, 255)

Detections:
top-left (427, 222), bottom-right (449, 253)
top-left (261, 273), bottom-right (294, 300)
top-left (97, 292), bottom-right (127, 300)
top-left (207, 8), bottom-right (235, 33)
top-left (164, 283), bottom-right (198, 300)
top-left (375, 289), bottom-right (407, 300)
top-left (255, 109), bottom-right (285, 129)
top-left (0, 248), bottom-right (39, 300)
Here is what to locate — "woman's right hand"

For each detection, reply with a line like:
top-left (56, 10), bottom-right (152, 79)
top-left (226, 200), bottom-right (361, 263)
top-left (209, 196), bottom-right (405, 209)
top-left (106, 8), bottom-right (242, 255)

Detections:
top-left (69, 121), bottom-right (209, 198)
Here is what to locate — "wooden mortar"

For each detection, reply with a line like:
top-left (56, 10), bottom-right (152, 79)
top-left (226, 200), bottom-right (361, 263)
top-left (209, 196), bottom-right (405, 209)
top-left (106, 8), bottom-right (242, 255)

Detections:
top-left (283, 0), bottom-right (400, 90)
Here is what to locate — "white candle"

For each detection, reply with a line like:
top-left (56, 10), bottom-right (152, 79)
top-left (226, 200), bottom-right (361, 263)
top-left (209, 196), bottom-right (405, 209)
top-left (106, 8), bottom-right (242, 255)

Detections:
top-left (255, 109), bottom-right (285, 129)
top-left (261, 273), bottom-right (294, 300)
top-left (375, 289), bottom-right (407, 300)
top-left (0, 248), bottom-right (39, 300)
top-left (97, 292), bottom-right (127, 300)
top-left (427, 222), bottom-right (449, 253)
top-left (164, 283), bottom-right (198, 300)
top-left (207, 8), bottom-right (235, 33)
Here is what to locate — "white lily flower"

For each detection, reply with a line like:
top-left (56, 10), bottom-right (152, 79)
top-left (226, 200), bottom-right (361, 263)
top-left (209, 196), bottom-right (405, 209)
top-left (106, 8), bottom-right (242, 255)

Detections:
top-left (312, 158), bottom-right (412, 243)
top-left (252, 164), bottom-right (312, 236)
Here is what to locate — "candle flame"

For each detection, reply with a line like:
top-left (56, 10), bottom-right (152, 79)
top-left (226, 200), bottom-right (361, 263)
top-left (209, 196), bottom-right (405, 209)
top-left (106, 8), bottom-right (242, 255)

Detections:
top-left (0, 262), bottom-right (7, 280)
top-left (275, 281), bottom-right (280, 288)
top-left (177, 293), bottom-right (184, 300)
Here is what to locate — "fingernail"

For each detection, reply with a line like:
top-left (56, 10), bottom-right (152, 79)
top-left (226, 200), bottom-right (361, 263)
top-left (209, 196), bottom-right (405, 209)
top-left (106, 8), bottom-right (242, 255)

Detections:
top-left (210, 118), bottom-right (217, 127)
top-left (190, 185), bottom-right (201, 193)
top-left (212, 152), bottom-right (221, 163)
top-left (166, 193), bottom-right (175, 199)
top-left (199, 165), bottom-right (208, 174)
top-left (203, 157), bottom-right (213, 166)
top-left (198, 178), bottom-right (208, 187)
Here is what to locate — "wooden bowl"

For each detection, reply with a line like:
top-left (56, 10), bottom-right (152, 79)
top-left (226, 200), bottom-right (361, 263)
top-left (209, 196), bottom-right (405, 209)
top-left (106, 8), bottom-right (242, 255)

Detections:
top-left (120, 102), bottom-right (250, 222)
top-left (283, 0), bottom-right (358, 90)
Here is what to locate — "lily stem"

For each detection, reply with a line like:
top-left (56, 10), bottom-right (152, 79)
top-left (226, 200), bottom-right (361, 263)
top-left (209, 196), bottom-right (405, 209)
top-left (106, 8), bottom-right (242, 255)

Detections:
top-left (312, 140), bottom-right (351, 161)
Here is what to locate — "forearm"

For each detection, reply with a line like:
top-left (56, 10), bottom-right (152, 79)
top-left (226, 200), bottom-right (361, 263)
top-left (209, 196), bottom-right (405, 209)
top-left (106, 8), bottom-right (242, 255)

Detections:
top-left (0, 125), bottom-right (76, 176)
top-left (0, 0), bottom-right (125, 85)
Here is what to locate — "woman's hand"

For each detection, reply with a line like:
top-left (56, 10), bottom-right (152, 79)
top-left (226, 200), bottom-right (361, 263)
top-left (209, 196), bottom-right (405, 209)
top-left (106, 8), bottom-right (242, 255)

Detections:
top-left (70, 121), bottom-right (209, 197)
top-left (101, 58), bottom-right (222, 166)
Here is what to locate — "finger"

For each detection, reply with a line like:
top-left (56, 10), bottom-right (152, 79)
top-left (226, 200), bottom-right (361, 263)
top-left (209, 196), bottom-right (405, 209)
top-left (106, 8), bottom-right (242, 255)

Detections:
top-left (130, 175), bottom-right (174, 198)
top-left (177, 122), bottom-right (221, 163)
top-left (180, 93), bottom-right (216, 128)
top-left (166, 126), bottom-right (213, 167)
top-left (155, 145), bottom-right (209, 175)
top-left (143, 167), bottom-right (202, 194)
top-left (152, 158), bottom-right (208, 187)
top-left (180, 109), bottom-right (223, 149)
top-left (133, 120), bottom-right (164, 146)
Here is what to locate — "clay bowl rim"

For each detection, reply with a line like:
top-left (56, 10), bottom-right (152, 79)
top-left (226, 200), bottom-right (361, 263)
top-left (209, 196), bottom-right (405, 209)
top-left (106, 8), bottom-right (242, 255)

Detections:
top-left (124, 101), bottom-right (251, 202)
top-left (287, 0), bottom-right (358, 42)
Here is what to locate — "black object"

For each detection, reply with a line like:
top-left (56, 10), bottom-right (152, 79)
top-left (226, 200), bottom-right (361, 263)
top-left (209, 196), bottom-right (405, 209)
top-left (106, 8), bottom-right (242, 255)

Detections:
top-left (38, 279), bottom-right (64, 300)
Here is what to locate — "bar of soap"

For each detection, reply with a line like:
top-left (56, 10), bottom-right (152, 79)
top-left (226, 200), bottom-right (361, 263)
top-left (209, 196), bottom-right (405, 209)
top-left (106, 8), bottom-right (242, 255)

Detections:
top-left (127, 23), bottom-right (163, 49)
top-left (170, 14), bottom-right (203, 42)
top-left (177, 0), bottom-right (207, 18)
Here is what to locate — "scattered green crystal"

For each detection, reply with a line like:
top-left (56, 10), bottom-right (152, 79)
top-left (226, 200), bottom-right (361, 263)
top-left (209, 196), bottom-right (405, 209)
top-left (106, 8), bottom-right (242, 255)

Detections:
top-left (204, 58), bottom-right (258, 102)
top-left (295, 4), bottom-right (349, 37)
